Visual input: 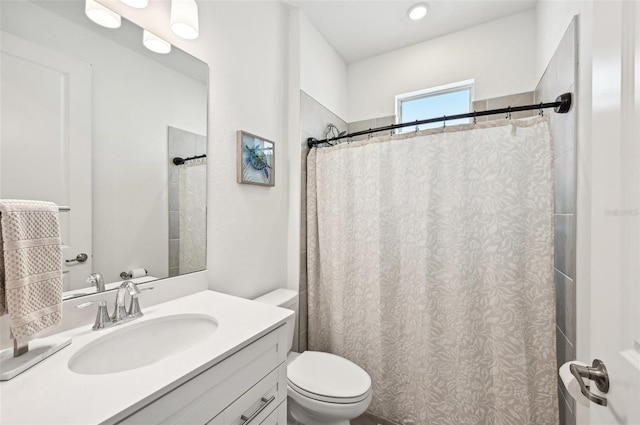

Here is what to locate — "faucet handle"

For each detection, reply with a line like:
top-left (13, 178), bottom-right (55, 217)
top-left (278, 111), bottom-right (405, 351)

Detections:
top-left (128, 286), bottom-right (154, 318)
top-left (77, 300), bottom-right (111, 330)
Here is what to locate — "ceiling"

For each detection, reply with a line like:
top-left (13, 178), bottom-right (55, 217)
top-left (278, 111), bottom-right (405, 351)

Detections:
top-left (285, 0), bottom-right (538, 63)
top-left (34, 0), bottom-right (537, 68)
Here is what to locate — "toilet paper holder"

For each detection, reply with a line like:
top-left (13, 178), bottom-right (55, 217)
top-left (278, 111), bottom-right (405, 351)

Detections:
top-left (120, 268), bottom-right (148, 279)
top-left (569, 359), bottom-right (609, 406)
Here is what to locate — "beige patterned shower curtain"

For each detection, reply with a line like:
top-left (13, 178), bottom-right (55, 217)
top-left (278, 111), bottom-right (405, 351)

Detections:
top-left (306, 117), bottom-right (558, 425)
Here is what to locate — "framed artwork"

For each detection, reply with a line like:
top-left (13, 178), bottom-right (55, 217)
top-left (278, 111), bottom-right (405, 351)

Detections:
top-left (237, 131), bottom-right (275, 187)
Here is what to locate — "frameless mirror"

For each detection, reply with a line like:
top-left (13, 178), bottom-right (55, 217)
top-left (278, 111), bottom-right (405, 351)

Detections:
top-left (0, 0), bottom-right (208, 299)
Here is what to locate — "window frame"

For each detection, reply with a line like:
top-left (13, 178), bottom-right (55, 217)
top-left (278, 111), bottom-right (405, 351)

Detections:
top-left (395, 79), bottom-right (475, 132)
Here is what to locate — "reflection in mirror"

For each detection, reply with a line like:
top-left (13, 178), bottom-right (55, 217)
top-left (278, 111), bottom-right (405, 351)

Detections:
top-left (0, 0), bottom-right (208, 300)
top-left (168, 127), bottom-right (207, 277)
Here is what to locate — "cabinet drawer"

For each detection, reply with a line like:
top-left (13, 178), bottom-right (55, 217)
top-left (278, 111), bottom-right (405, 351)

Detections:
top-left (118, 326), bottom-right (287, 425)
top-left (259, 401), bottom-right (287, 425)
top-left (206, 365), bottom-right (286, 425)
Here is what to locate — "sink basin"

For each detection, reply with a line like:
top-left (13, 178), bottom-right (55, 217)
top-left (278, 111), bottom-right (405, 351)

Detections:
top-left (68, 314), bottom-right (218, 375)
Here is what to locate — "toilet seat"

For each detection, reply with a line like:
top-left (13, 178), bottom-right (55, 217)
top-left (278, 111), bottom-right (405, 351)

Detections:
top-left (287, 351), bottom-right (372, 404)
top-left (288, 379), bottom-right (371, 404)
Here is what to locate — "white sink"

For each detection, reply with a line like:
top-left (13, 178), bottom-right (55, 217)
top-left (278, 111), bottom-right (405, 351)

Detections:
top-left (68, 314), bottom-right (218, 375)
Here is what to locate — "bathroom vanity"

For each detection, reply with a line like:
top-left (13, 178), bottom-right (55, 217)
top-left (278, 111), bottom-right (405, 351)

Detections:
top-left (0, 291), bottom-right (294, 425)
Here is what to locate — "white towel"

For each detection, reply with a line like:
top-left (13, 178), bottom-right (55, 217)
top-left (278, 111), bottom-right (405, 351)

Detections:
top-left (0, 199), bottom-right (63, 343)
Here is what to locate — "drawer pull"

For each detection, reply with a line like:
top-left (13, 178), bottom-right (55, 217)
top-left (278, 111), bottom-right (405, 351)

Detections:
top-left (240, 395), bottom-right (276, 425)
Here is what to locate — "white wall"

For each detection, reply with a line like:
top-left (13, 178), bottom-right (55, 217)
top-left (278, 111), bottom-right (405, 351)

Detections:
top-left (536, 3), bottom-right (593, 424)
top-left (1, 1), bottom-right (206, 284)
top-left (285, 9), bottom-right (349, 294)
top-left (286, 8), bottom-right (302, 293)
top-left (100, 0), bottom-right (291, 299)
top-left (299, 13), bottom-right (348, 121)
top-left (347, 10), bottom-right (537, 122)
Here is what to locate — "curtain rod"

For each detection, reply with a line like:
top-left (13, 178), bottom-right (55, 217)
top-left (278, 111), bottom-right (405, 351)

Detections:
top-left (173, 154), bottom-right (207, 165)
top-left (307, 92), bottom-right (572, 148)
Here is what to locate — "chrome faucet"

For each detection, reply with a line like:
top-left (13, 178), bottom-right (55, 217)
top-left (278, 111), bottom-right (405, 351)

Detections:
top-left (77, 281), bottom-right (153, 331)
top-left (86, 272), bottom-right (105, 292)
top-left (111, 281), bottom-right (140, 322)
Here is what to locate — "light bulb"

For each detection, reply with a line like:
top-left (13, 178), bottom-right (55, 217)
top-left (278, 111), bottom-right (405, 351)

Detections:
top-left (171, 0), bottom-right (199, 40)
top-left (143, 30), bottom-right (172, 54)
top-left (85, 0), bottom-right (121, 28)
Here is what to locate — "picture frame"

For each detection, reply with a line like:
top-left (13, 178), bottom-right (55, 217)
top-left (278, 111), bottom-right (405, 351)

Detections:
top-left (237, 131), bottom-right (275, 187)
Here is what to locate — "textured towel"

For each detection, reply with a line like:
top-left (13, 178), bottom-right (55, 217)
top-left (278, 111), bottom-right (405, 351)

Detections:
top-left (0, 199), bottom-right (63, 343)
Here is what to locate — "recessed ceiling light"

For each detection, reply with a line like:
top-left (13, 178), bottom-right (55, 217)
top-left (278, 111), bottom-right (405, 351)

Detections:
top-left (408, 3), bottom-right (428, 21)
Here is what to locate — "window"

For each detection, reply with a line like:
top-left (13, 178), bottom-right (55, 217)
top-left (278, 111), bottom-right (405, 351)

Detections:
top-left (396, 79), bottom-right (474, 132)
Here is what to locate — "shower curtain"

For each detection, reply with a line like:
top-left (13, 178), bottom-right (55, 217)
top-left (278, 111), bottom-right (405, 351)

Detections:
top-left (178, 160), bottom-right (206, 274)
top-left (307, 117), bottom-right (557, 425)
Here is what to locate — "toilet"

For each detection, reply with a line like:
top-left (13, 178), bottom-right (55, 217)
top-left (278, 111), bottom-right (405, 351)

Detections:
top-left (254, 289), bottom-right (372, 425)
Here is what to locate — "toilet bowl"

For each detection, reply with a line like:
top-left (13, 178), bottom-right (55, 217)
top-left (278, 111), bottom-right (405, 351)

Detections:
top-left (253, 289), bottom-right (372, 425)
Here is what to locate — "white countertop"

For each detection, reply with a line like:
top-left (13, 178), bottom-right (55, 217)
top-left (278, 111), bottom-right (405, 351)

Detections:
top-left (0, 290), bottom-right (294, 425)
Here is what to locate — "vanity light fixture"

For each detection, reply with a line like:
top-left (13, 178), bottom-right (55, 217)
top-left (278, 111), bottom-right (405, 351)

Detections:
top-left (407, 3), bottom-right (429, 21)
top-left (171, 0), bottom-right (199, 40)
top-left (120, 0), bottom-right (149, 8)
top-left (85, 0), bottom-right (121, 28)
top-left (143, 30), bottom-right (172, 54)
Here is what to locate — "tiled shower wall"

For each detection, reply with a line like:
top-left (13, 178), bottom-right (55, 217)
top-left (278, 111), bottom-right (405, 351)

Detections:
top-left (536, 19), bottom-right (578, 425)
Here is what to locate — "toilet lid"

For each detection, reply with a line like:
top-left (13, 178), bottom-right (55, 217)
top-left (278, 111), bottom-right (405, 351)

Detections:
top-left (287, 351), bottom-right (371, 401)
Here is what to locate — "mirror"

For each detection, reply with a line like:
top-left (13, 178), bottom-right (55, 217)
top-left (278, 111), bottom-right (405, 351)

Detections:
top-left (0, 0), bottom-right (208, 299)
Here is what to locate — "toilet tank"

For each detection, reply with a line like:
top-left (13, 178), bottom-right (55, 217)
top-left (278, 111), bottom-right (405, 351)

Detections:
top-left (253, 289), bottom-right (298, 351)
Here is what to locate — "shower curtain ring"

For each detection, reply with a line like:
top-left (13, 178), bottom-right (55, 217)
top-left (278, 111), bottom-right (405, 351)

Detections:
top-left (415, 120), bottom-right (419, 133)
top-left (539, 103), bottom-right (544, 116)
top-left (473, 111), bottom-right (477, 125)
top-left (507, 107), bottom-right (512, 120)
top-left (368, 130), bottom-right (372, 140)
top-left (443, 115), bottom-right (446, 128)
